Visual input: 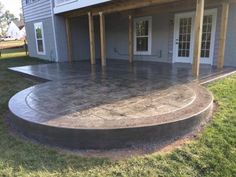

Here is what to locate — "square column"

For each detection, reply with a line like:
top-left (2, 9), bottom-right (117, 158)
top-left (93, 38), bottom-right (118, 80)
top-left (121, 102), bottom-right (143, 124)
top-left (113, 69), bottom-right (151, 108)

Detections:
top-left (88, 12), bottom-right (96, 65)
top-left (65, 17), bottom-right (72, 63)
top-left (192, 0), bottom-right (205, 77)
top-left (99, 12), bottom-right (106, 67)
top-left (128, 15), bottom-right (133, 63)
top-left (217, 1), bottom-right (230, 69)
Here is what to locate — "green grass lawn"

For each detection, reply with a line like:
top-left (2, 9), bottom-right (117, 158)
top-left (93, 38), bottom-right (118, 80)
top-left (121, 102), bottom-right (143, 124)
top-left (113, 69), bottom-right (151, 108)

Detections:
top-left (0, 54), bottom-right (235, 176)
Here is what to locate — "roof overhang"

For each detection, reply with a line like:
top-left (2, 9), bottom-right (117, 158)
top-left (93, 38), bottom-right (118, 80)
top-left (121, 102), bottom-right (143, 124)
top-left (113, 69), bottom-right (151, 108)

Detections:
top-left (54, 0), bottom-right (112, 14)
top-left (57, 0), bottom-right (236, 18)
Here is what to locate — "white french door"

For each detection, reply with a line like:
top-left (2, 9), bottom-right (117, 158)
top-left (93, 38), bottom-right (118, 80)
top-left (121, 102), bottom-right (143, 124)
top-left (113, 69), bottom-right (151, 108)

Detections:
top-left (173, 9), bottom-right (217, 65)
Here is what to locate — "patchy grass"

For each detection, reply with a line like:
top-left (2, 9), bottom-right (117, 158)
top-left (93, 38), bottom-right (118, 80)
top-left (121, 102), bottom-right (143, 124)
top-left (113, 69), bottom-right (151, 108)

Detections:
top-left (0, 55), bottom-right (235, 176)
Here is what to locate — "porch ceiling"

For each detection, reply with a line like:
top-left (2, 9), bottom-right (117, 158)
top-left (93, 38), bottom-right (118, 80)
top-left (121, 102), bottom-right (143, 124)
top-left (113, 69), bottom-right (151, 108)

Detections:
top-left (65, 0), bottom-right (235, 18)
top-left (65, 0), bottom-right (183, 17)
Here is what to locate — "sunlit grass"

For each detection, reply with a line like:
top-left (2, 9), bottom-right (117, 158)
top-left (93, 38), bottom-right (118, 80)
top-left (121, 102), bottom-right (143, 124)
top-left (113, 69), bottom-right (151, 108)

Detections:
top-left (0, 40), bottom-right (25, 49)
top-left (1, 48), bottom-right (27, 59)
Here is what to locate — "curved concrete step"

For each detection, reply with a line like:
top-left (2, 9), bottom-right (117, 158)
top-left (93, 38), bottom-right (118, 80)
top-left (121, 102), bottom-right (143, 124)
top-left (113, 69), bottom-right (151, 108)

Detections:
top-left (8, 78), bottom-right (213, 150)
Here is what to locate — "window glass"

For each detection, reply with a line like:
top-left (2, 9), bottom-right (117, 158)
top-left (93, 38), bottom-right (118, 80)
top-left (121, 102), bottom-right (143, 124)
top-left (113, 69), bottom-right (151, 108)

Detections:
top-left (134, 17), bottom-right (152, 55)
top-left (36, 27), bottom-right (42, 39)
top-left (137, 37), bottom-right (148, 51)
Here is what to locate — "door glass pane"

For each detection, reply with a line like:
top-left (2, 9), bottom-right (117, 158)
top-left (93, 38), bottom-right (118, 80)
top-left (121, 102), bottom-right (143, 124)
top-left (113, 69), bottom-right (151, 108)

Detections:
top-left (178, 17), bottom-right (192, 57)
top-left (201, 15), bottom-right (213, 58)
top-left (137, 37), bottom-right (148, 51)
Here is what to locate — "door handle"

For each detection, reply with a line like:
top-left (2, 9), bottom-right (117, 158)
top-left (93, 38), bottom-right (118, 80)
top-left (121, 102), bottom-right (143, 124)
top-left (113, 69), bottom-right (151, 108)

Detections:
top-left (176, 39), bottom-right (179, 45)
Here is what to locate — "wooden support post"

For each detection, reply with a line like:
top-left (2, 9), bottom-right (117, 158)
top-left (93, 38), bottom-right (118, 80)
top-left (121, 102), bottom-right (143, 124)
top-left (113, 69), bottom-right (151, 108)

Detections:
top-left (88, 12), bottom-right (96, 65)
top-left (99, 12), bottom-right (106, 67)
top-left (128, 15), bottom-right (134, 63)
top-left (65, 17), bottom-right (72, 63)
top-left (192, 0), bottom-right (205, 77)
top-left (217, 1), bottom-right (230, 69)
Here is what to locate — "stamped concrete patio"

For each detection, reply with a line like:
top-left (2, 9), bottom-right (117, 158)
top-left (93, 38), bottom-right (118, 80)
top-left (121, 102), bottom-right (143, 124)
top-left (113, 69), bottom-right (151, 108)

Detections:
top-left (8, 60), bottom-right (235, 149)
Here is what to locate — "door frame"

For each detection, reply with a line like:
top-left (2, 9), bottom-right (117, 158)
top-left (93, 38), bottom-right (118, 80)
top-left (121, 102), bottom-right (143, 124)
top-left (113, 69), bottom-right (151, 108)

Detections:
top-left (172, 8), bottom-right (218, 65)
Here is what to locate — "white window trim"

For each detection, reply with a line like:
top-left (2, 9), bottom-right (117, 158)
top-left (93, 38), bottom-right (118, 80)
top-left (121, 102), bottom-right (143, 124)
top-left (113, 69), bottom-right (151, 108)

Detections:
top-left (134, 16), bottom-right (152, 55)
top-left (34, 22), bottom-right (46, 55)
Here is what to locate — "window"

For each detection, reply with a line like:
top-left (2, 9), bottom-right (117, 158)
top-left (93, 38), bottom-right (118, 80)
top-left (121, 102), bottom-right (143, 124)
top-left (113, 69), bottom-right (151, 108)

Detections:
top-left (134, 17), bottom-right (152, 55)
top-left (34, 22), bottom-right (45, 55)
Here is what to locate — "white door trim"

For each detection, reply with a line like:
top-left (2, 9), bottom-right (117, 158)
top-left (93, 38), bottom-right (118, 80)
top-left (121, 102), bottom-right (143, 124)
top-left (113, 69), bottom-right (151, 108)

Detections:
top-left (172, 8), bottom-right (218, 65)
top-left (173, 11), bottom-right (195, 64)
top-left (201, 9), bottom-right (218, 65)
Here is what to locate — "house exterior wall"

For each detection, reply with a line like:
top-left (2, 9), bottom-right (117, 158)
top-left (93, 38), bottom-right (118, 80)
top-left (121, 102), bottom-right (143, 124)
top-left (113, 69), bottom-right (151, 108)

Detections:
top-left (53, 15), bottom-right (68, 62)
top-left (225, 4), bottom-right (236, 67)
top-left (21, 0), bottom-right (236, 67)
top-left (105, 8), bottom-right (222, 64)
top-left (25, 17), bottom-right (57, 61)
top-left (106, 13), bottom-right (171, 63)
top-left (71, 16), bottom-right (89, 61)
top-left (70, 16), bottom-right (101, 61)
top-left (22, 0), bottom-right (52, 23)
top-left (22, 0), bottom-right (57, 61)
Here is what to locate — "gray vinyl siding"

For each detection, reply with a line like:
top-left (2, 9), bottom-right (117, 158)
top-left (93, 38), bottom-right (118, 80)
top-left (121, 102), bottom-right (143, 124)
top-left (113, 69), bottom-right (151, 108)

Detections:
top-left (22, 0), bottom-right (52, 22)
top-left (225, 4), bottom-right (236, 67)
top-left (70, 15), bottom-right (100, 61)
top-left (106, 14), bottom-right (129, 60)
top-left (105, 13), bottom-right (171, 62)
top-left (71, 16), bottom-right (90, 61)
top-left (70, 13), bottom-right (172, 62)
top-left (25, 17), bottom-right (57, 61)
top-left (53, 15), bottom-right (68, 62)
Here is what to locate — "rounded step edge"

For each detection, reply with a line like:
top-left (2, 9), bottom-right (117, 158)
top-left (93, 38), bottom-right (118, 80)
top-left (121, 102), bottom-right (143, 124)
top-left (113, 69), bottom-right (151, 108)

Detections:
top-left (7, 84), bottom-right (214, 150)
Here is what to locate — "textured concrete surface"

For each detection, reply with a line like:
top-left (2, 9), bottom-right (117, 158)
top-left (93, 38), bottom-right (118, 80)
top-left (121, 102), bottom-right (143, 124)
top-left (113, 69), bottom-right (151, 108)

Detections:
top-left (9, 78), bottom-right (198, 129)
top-left (8, 60), bottom-right (234, 149)
top-left (9, 60), bottom-right (235, 82)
